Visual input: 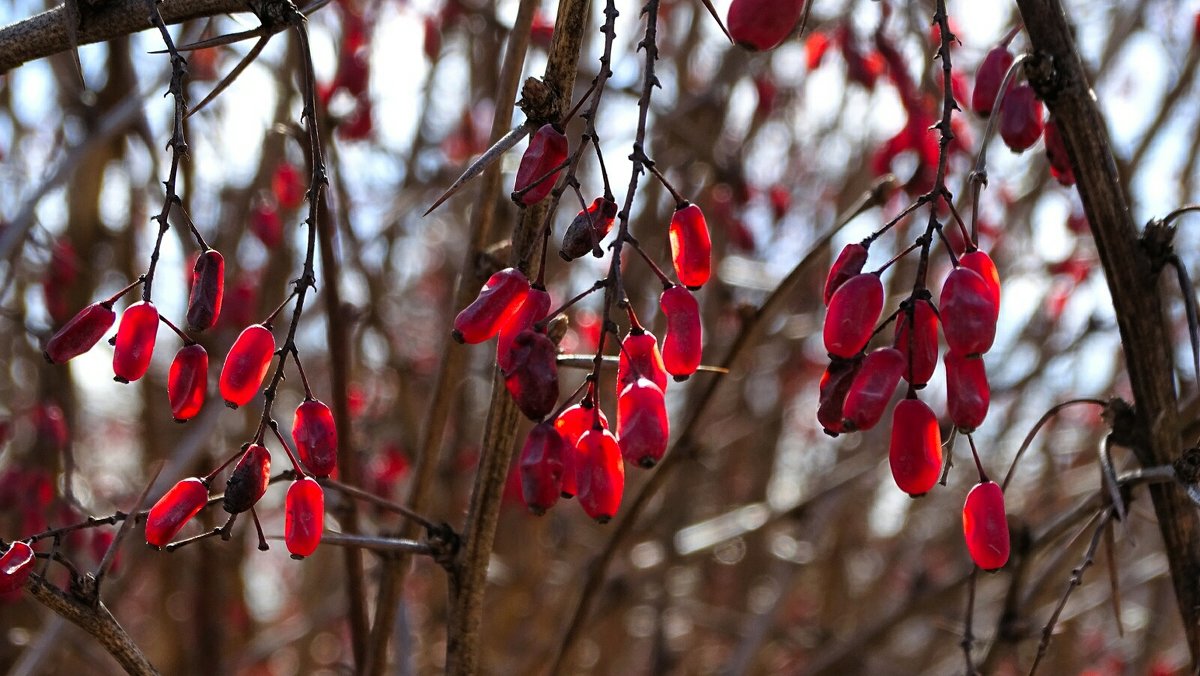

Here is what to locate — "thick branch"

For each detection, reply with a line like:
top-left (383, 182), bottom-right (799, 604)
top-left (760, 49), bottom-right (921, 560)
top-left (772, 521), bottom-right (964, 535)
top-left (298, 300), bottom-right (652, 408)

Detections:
top-left (26, 577), bottom-right (159, 675)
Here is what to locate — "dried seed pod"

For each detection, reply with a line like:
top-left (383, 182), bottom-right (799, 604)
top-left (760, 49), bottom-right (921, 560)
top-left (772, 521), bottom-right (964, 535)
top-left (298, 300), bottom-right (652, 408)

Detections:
top-left (823, 273), bottom-right (883, 358)
top-left (497, 287), bottom-right (551, 372)
top-left (963, 481), bottom-right (1010, 571)
top-left (823, 243), bottom-right (869, 306)
top-left (660, 286), bottom-right (702, 380)
top-left (727, 0), bottom-right (807, 51)
top-left (186, 249), bottom-right (225, 332)
top-left (616, 378), bottom-right (670, 468)
top-left (167, 344), bottom-right (208, 422)
top-left (519, 422), bottom-right (566, 515)
top-left (0, 541), bottom-right (35, 594)
top-left (113, 301), bottom-right (159, 383)
top-left (452, 268), bottom-right (531, 344)
top-left (293, 399), bottom-right (338, 478)
top-left (668, 203), bottom-right (712, 289)
top-left (561, 197), bottom-right (617, 261)
top-left (44, 302), bottom-right (115, 364)
top-left (617, 329), bottom-right (669, 395)
top-left (223, 444), bottom-right (272, 514)
top-left (576, 428), bottom-right (624, 523)
top-left (842, 347), bottom-right (905, 432)
top-left (889, 398), bottom-right (943, 497)
top-left (945, 351), bottom-right (990, 433)
top-left (219, 324), bottom-right (276, 408)
top-left (285, 477), bottom-right (324, 559)
top-left (971, 45), bottom-right (1014, 117)
top-left (940, 267), bottom-right (998, 357)
top-left (503, 330), bottom-right (560, 421)
top-left (145, 478), bottom-right (209, 548)
top-left (513, 124), bottom-right (568, 206)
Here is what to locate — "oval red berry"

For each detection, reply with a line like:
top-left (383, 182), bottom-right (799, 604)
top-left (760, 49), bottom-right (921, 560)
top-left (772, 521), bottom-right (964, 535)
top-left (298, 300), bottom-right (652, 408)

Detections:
top-left (453, 268), bottom-right (531, 345)
top-left (660, 286), bottom-right (702, 380)
top-left (888, 398), bottom-right (943, 497)
top-left (285, 477), bottom-right (324, 559)
top-left (293, 399), bottom-right (339, 478)
top-left (113, 301), bottom-right (159, 383)
top-left (44, 302), bottom-right (115, 364)
top-left (168, 344), bottom-right (209, 422)
top-left (145, 477), bottom-right (209, 548)
top-left (668, 203), bottom-right (712, 289)
top-left (823, 273), bottom-right (883, 358)
top-left (219, 324), bottom-right (276, 408)
top-left (963, 481), bottom-right (1010, 571)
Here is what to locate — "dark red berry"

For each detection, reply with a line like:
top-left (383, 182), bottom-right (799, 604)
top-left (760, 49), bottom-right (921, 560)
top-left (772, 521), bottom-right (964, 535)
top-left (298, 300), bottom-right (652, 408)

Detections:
top-left (616, 378), bottom-right (669, 468)
top-left (889, 398), bottom-right (943, 497)
top-left (186, 249), bottom-right (225, 332)
top-left (223, 444), bottom-right (272, 514)
top-left (971, 45), bottom-right (1014, 117)
top-left (219, 324), bottom-right (276, 408)
top-left (963, 481), bottom-right (1010, 571)
top-left (285, 477), bottom-right (324, 559)
top-left (823, 273), bottom-right (883, 358)
top-left (513, 124), bottom-right (568, 206)
top-left (0, 541), bottom-right (35, 594)
top-left (617, 330), bottom-right (669, 395)
top-left (817, 357), bottom-right (862, 436)
top-left (168, 344), bottom-right (208, 422)
top-left (823, 243), bottom-right (869, 306)
top-left (497, 287), bottom-right (551, 372)
top-left (293, 400), bottom-right (338, 478)
top-left (576, 428), bottom-right (624, 523)
top-left (945, 351), bottom-right (990, 433)
top-left (44, 302), bottom-right (115, 364)
top-left (999, 84), bottom-right (1044, 152)
top-left (251, 203), bottom-right (283, 248)
top-left (113, 301), bottom-right (159, 383)
top-left (940, 267), bottom-right (998, 356)
top-left (145, 478), bottom-right (208, 548)
top-left (1044, 117), bottom-right (1075, 186)
top-left (669, 203), bottom-right (712, 289)
top-left (727, 0), bottom-right (807, 51)
top-left (519, 422), bottom-right (565, 515)
top-left (561, 197), bottom-right (617, 261)
top-left (660, 286), bottom-right (702, 380)
top-left (842, 347), bottom-right (905, 432)
top-left (273, 162), bottom-right (306, 210)
top-left (555, 403), bottom-right (608, 498)
top-left (503, 330), bottom-right (560, 421)
top-left (894, 298), bottom-right (939, 387)
top-left (452, 268), bottom-right (531, 344)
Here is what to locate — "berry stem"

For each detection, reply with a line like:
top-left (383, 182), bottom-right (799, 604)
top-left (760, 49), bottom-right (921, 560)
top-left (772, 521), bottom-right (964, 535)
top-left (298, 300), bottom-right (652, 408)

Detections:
top-left (100, 276), bottom-right (146, 309)
top-left (645, 161), bottom-right (686, 208)
top-left (536, 278), bottom-right (607, 331)
top-left (158, 314), bottom-right (193, 345)
top-left (269, 420), bottom-right (307, 476)
top-left (966, 433), bottom-right (988, 483)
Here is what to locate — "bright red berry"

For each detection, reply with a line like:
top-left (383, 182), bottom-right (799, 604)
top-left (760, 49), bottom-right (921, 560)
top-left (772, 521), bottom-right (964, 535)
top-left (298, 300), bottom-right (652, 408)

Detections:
top-left (971, 45), bottom-right (1014, 117)
top-left (186, 250), bottom-right (224, 332)
top-left (824, 243), bottom-right (869, 306)
top-left (513, 124), bottom-right (568, 206)
top-left (145, 478), bottom-right (209, 548)
top-left (452, 268), bottom-right (531, 344)
top-left (0, 541), bottom-right (35, 594)
top-left (576, 428), bottom-right (624, 523)
top-left (727, 0), bottom-right (807, 51)
top-left (617, 378), bottom-right (670, 468)
top-left (842, 347), bottom-right (905, 432)
top-left (958, 251), bottom-right (1001, 317)
top-left (561, 197), bottom-right (618, 261)
top-left (555, 403), bottom-right (608, 498)
top-left (823, 273), bottom-right (883, 358)
top-left (503, 330), bottom-right (560, 421)
top-left (272, 162), bottom-right (306, 210)
top-left (617, 329), bottom-right (669, 395)
top-left (668, 203), bottom-right (712, 289)
top-left (44, 302), bottom-right (115, 364)
top-left (497, 287), bottom-right (551, 372)
top-left (113, 301), bottom-right (159, 383)
top-left (945, 352), bottom-right (990, 433)
top-left (285, 477), bottom-right (324, 559)
top-left (1044, 117), bottom-right (1075, 186)
top-left (940, 267), bottom-right (998, 356)
top-left (893, 298), bottom-right (939, 388)
top-left (293, 399), bottom-right (338, 478)
top-left (999, 84), bottom-right (1044, 152)
top-left (168, 344), bottom-right (208, 422)
top-left (963, 481), bottom-right (1010, 571)
top-left (889, 398), bottom-right (943, 497)
top-left (223, 444), bottom-right (272, 514)
top-left (219, 324), bottom-right (276, 408)
top-left (817, 357), bottom-right (862, 436)
top-left (660, 286), bottom-right (702, 380)
top-left (519, 422), bottom-right (565, 515)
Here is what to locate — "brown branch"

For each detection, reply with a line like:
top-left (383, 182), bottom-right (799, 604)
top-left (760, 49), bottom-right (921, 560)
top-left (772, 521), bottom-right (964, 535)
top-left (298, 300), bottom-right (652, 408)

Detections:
top-left (26, 577), bottom-right (159, 675)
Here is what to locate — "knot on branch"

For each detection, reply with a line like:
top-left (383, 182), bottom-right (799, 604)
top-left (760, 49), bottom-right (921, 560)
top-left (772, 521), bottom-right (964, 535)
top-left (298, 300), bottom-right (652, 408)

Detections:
top-left (517, 78), bottom-right (559, 126)
top-left (1139, 218), bottom-right (1177, 274)
top-left (1022, 52), bottom-right (1063, 104)
top-left (1102, 397), bottom-right (1140, 448)
top-left (426, 522), bottom-right (460, 571)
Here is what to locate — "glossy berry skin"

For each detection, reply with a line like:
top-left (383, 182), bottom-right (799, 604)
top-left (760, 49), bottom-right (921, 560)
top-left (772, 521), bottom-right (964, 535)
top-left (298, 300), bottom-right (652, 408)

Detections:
top-left (958, 251), bottom-right (1001, 319)
top-left (145, 478), bottom-right (209, 548)
top-left (893, 299), bottom-right (939, 387)
top-left (971, 45), bottom-right (1014, 117)
top-left (453, 268), bottom-right (531, 344)
top-left (824, 243), bottom-right (869, 306)
top-left (497, 287), bottom-right (551, 372)
top-left (824, 273), bottom-right (883, 358)
top-left (223, 444), bottom-right (272, 514)
top-left (186, 250), bottom-right (225, 332)
top-left (0, 541), bottom-right (35, 594)
top-left (963, 481), bottom-right (1010, 571)
top-left (945, 352), bottom-right (990, 433)
top-left (660, 286), bottom-right (702, 380)
top-left (168, 344), bottom-right (208, 422)
top-left (561, 197), bottom-right (618, 260)
top-left (44, 302), bottom-right (115, 364)
top-left (555, 404), bottom-right (608, 498)
top-left (617, 378), bottom-right (670, 468)
top-left (503, 330), bottom-right (559, 421)
top-left (940, 267), bottom-right (998, 357)
top-left (617, 330), bottom-right (669, 394)
top-left (285, 477), bottom-right (324, 559)
top-left (888, 399), bottom-right (943, 497)
top-left (817, 357), bottom-right (861, 436)
top-left (513, 124), bottom-right (568, 206)
top-left (1044, 117), bottom-right (1075, 186)
top-left (519, 422), bottom-right (565, 515)
top-left (293, 400), bottom-right (338, 478)
top-left (999, 84), bottom-right (1044, 153)
top-left (842, 347), bottom-right (905, 432)
top-left (669, 203), bottom-right (712, 289)
top-left (576, 428), bottom-right (624, 523)
top-left (727, 0), bottom-right (807, 51)
top-left (219, 324), bottom-right (276, 408)
top-left (113, 301), bottom-right (159, 383)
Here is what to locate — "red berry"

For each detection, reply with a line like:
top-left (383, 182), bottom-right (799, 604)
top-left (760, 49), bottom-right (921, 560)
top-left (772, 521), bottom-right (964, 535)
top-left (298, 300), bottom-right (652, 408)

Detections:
top-left (223, 444), bottom-right (272, 514)
top-left (452, 268), bottom-right (531, 344)
top-left (945, 351), bottom-right (990, 433)
top-left (823, 273), bottom-right (883, 358)
top-left (940, 267), bottom-right (998, 356)
top-left (842, 347), bottom-right (905, 432)
top-left (0, 541), bottom-right (35, 594)
top-left (998, 84), bottom-right (1044, 152)
top-left (971, 45), bottom-right (1015, 117)
top-left (145, 478), bottom-right (208, 548)
top-left (44, 302), bottom-right (115, 364)
top-left (186, 250), bottom-right (225, 332)
top-left (272, 162), bottom-right (306, 211)
top-left (250, 203), bottom-right (284, 248)
top-left (823, 243), bottom-right (869, 306)
top-left (285, 477), bottom-right (324, 559)
top-left (817, 357), bottom-right (862, 436)
top-left (617, 329), bottom-right (669, 395)
top-left (334, 43), bottom-right (369, 97)
top-left (555, 403), bottom-right (608, 498)
top-left (576, 428), bottom-right (624, 523)
top-left (617, 378), bottom-right (670, 468)
top-left (561, 197), bottom-right (617, 261)
top-left (668, 203), bottom-right (712, 289)
top-left (113, 301), bottom-right (159, 383)
top-left (167, 344), bottom-right (208, 422)
top-left (503, 330), bottom-right (560, 421)
top-left (513, 124), bottom-right (568, 206)
top-left (293, 400), bottom-right (338, 478)
top-left (519, 422), bottom-right (565, 515)
top-left (497, 287), bottom-right (551, 372)
top-left (888, 398), bottom-right (943, 497)
top-left (805, 31), bottom-right (831, 69)
top-left (660, 286), bottom-right (702, 380)
top-left (1043, 117), bottom-right (1075, 186)
top-left (963, 481), bottom-right (1010, 571)
top-left (958, 251), bottom-right (1001, 318)
top-left (727, 0), bottom-right (806, 51)
top-left (219, 324), bottom-right (276, 408)
top-left (893, 298), bottom-right (939, 387)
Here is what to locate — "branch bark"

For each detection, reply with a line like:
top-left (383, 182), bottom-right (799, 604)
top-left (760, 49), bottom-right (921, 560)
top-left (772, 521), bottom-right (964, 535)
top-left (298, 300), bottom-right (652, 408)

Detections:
top-left (1016, 0), bottom-right (1200, 665)
top-left (26, 577), bottom-right (159, 675)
